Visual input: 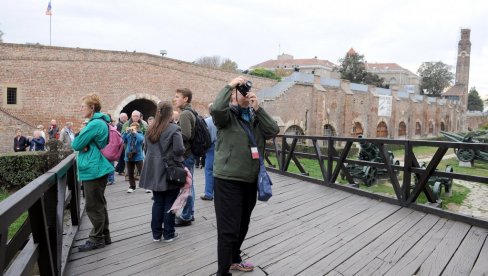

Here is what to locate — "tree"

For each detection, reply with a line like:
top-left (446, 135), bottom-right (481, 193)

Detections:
top-left (417, 61), bottom-right (454, 97)
top-left (194, 55), bottom-right (238, 72)
top-left (248, 68), bottom-right (281, 81)
top-left (219, 58), bottom-right (238, 72)
top-left (335, 49), bottom-right (387, 87)
top-left (467, 87), bottom-right (484, 111)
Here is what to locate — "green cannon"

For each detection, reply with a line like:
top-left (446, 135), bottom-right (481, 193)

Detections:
top-left (341, 138), bottom-right (400, 186)
top-left (440, 130), bottom-right (488, 163)
top-left (414, 162), bottom-right (454, 197)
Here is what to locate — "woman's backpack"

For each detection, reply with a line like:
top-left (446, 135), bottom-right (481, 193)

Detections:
top-left (97, 119), bottom-right (124, 161)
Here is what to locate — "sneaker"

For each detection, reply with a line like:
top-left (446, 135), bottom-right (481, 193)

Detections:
top-left (145, 189), bottom-right (152, 193)
top-left (200, 195), bottom-right (213, 201)
top-left (127, 188), bottom-right (135, 193)
top-left (107, 182), bottom-right (114, 186)
top-left (78, 240), bottom-right (105, 252)
top-left (164, 233), bottom-right (179, 243)
top-left (230, 262), bottom-right (254, 272)
top-left (104, 235), bottom-right (112, 245)
top-left (118, 172), bottom-right (125, 176)
top-left (175, 217), bottom-right (192, 227)
top-left (153, 238), bottom-right (161, 242)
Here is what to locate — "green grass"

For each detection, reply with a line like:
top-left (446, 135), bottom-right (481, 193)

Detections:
top-left (0, 188), bottom-right (28, 240)
top-left (438, 158), bottom-right (488, 177)
top-left (362, 180), bottom-right (470, 209)
top-left (265, 153), bottom-right (483, 209)
top-left (390, 146), bottom-right (451, 160)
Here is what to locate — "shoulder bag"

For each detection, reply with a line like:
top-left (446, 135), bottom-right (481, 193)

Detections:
top-left (238, 120), bottom-right (273, 202)
top-left (157, 138), bottom-right (186, 187)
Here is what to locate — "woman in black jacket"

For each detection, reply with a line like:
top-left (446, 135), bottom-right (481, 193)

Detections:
top-left (139, 101), bottom-right (185, 242)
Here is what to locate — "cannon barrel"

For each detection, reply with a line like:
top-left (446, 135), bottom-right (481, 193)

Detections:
top-left (440, 131), bottom-right (465, 142)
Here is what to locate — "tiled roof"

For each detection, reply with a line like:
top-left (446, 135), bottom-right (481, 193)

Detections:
top-left (251, 58), bottom-right (336, 69)
top-left (366, 63), bottom-right (405, 71)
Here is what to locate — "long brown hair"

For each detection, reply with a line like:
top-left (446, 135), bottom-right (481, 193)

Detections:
top-left (146, 101), bottom-right (174, 143)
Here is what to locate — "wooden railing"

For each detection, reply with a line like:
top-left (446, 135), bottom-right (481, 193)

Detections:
top-left (0, 154), bottom-right (80, 276)
top-left (265, 135), bottom-right (488, 228)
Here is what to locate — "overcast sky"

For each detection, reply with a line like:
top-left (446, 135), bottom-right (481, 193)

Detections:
top-left (1, 0), bottom-right (487, 99)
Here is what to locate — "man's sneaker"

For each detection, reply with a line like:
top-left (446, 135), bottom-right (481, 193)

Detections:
top-left (78, 240), bottom-right (105, 252)
top-left (145, 189), bottom-right (152, 193)
top-left (107, 182), bottom-right (114, 186)
top-left (127, 188), bottom-right (135, 193)
top-left (164, 233), bottom-right (179, 243)
top-left (153, 238), bottom-right (161, 242)
top-left (200, 195), bottom-right (213, 201)
top-left (175, 217), bottom-right (192, 227)
top-left (104, 235), bottom-right (112, 245)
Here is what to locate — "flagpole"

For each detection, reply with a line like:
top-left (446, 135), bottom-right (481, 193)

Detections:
top-left (49, 14), bottom-right (51, 46)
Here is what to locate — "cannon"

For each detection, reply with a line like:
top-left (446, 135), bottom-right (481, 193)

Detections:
top-left (440, 130), bottom-right (488, 163)
top-left (414, 162), bottom-right (454, 197)
top-left (341, 138), bottom-right (400, 186)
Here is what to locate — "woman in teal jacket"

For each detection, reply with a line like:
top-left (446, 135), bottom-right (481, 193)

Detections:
top-left (71, 93), bottom-right (114, 252)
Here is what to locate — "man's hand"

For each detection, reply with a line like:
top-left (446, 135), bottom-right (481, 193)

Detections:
top-left (247, 92), bottom-right (260, 111)
top-left (228, 77), bottom-right (246, 88)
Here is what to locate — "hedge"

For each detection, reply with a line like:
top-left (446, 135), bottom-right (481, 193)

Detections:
top-left (0, 139), bottom-right (72, 189)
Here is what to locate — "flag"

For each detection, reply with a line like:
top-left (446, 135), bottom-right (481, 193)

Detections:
top-left (45, 2), bottom-right (52, 16)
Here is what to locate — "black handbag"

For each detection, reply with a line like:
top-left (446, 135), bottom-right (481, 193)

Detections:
top-left (157, 140), bottom-right (186, 187)
top-left (165, 161), bottom-right (187, 187)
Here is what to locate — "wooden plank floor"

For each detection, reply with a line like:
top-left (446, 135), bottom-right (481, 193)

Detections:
top-left (64, 169), bottom-right (488, 276)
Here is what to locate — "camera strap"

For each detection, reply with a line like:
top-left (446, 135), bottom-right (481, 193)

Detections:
top-left (238, 119), bottom-right (261, 161)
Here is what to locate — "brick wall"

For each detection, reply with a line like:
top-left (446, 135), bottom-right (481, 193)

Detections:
top-left (1, 43), bottom-right (486, 154)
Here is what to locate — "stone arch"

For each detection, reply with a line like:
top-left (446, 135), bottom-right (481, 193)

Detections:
top-left (398, 121), bottom-right (407, 137)
top-left (415, 121), bottom-right (422, 136)
top-left (389, 77), bottom-right (397, 85)
top-left (112, 94), bottom-right (160, 122)
top-left (376, 121), bottom-right (388, 137)
top-left (428, 121), bottom-right (434, 135)
top-left (285, 125), bottom-right (305, 145)
top-left (352, 122), bottom-right (363, 136)
top-left (324, 124), bottom-right (336, 136)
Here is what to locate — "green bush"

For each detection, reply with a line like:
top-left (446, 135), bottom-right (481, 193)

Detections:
top-left (0, 140), bottom-right (72, 189)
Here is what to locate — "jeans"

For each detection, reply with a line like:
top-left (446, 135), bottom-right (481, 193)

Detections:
top-left (107, 161), bottom-right (115, 183)
top-left (151, 189), bottom-right (180, 240)
top-left (115, 147), bottom-right (125, 173)
top-left (179, 155), bottom-right (195, 221)
top-left (214, 177), bottom-right (257, 275)
top-left (204, 143), bottom-right (215, 198)
top-left (83, 175), bottom-right (110, 243)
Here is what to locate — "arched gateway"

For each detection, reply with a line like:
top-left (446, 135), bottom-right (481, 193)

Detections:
top-left (111, 94), bottom-right (160, 121)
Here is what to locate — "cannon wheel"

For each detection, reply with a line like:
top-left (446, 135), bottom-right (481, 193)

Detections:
top-left (455, 148), bottom-right (475, 162)
top-left (364, 167), bottom-right (377, 187)
top-left (433, 181), bottom-right (442, 197)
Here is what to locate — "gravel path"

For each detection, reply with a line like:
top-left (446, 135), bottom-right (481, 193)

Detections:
top-left (448, 180), bottom-right (488, 220)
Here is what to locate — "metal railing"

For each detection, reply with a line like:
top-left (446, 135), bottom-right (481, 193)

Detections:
top-left (0, 154), bottom-right (80, 276)
top-left (265, 134), bottom-right (488, 228)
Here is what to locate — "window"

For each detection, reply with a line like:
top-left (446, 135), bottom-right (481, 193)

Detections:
top-left (415, 122), bottom-right (421, 135)
top-left (7, 87), bottom-right (17, 105)
top-left (376, 122), bottom-right (388, 137)
top-left (398, 122), bottom-right (407, 136)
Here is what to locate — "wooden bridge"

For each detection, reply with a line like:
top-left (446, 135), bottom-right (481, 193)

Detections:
top-left (62, 170), bottom-right (488, 276)
top-left (2, 135), bottom-right (488, 275)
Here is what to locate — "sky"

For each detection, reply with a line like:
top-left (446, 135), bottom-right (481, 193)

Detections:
top-left (1, 0), bottom-right (488, 99)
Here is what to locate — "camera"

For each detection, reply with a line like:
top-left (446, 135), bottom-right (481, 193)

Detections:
top-left (236, 80), bottom-right (253, 97)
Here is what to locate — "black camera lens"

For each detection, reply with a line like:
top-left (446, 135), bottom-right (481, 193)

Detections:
top-left (236, 80), bottom-right (253, 96)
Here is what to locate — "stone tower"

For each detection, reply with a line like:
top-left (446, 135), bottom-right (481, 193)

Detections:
top-left (455, 29), bottom-right (471, 101)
